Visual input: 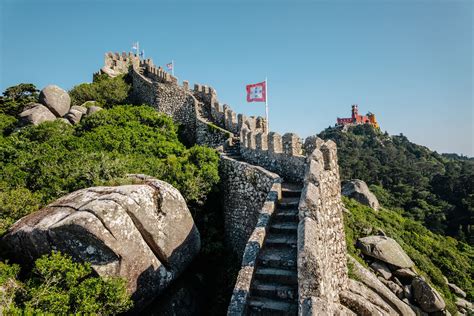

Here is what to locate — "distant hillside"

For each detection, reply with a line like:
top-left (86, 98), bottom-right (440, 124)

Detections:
top-left (318, 125), bottom-right (474, 244)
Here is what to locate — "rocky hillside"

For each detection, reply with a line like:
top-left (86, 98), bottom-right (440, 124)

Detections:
top-left (319, 124), bottom-right (474, 245)
top-left (344, 197), bottom-right (473, 315)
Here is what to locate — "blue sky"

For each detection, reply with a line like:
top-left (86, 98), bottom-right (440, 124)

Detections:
top-left (1, 0), bottom-right (472, 156)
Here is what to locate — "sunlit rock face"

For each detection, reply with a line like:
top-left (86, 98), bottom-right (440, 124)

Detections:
top-left (1, 175), bottom-right (200, 309)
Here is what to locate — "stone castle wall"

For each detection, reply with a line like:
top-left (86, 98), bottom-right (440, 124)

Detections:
top-left (101, 52), bottom-right (349, 315)
top-left (240, 130), bottom-right (326, 183)
top-left (219, 155), bottom-right (281, 256)
top-left (130, 67), bottom-right (197, 143)
top-left (102, 52), bottom-right (140, 77)
top-left (130, 69), bottom-right (157, 106)
top-left (141, 59), bottom-right (178, 84)
top-left (195, 118), bottom-right (233, 150)
top-left (112, 53), bottom-right (265, 148)
top-left (227, 180), bottom-right (281, 315)
top-left (297, 139), bottom-right (348, 312)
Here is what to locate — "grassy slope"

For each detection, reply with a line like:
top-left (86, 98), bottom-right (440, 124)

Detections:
top-left (343, 197), bottom-right (474, 313)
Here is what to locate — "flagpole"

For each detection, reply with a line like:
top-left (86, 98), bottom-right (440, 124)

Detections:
top-left (265, 77), bottom-right (269, 132)
top-left (172, 60), bottom-right (175, 76)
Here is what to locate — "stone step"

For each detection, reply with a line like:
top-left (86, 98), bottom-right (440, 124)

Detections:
top-left (257, 247), bottom-right (297, 269)
top-left (265, 234), bottom-right (297, 248)
top-left (272, 210), bottom-right (299, 223)
top-left (254, 267), bottom-right (297, 285)
top-left (247, 296), bottom-right (298, 315)
top-left (281, 183), bottom-right (303, 198)
top-left (278, 197), bottom-right (300, 209)
top-left (251, 281), bottom-right (298, 301)
top-left (270, 222), bottom-right (298, 234)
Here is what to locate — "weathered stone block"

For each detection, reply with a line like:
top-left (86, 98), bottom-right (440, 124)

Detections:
top-left (268, 132), bottom-right (282, 153)
top-left (255, 132), bottom-right (268, 151)
top-left (247, 131), bottom-right (256, 149)
top-left (304, 135), bottom-right (324, 155)
top-left (282, 133), bottom-right (302, 156)
top-left (240, 127), bottom-right (249, 148)
top-left (182, 80), bottom-right (189, 90)
top-left (256, 116), bottom-right (266, 132)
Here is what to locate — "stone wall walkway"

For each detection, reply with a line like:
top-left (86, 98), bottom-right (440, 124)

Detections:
top-left (246, 183), bottom-right (301, 315)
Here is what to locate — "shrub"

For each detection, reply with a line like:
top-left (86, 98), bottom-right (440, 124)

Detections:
top-left (0, 261), bottom-right (21, 312)
top-left (0, 105), bottom-right (220, 236)
top-left (1, 252), bottom-right (132, 314)
top-left (69, 74), bottom-right (130, 107)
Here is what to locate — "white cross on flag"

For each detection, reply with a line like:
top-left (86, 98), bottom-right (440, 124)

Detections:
top-left (246, 81), bottom-right (266, 102)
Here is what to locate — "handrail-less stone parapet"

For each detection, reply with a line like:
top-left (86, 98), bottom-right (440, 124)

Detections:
top-left (226, 172), bottom-right (282, 316)
top-left (297, 139), bottom-right (348, 315)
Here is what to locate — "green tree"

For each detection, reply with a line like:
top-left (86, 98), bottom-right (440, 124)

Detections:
top-left (69, 74), bottom-right (130, 107)
top-left (0, 83), bottom-right (39, 116)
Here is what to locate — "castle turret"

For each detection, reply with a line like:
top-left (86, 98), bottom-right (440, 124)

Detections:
top-left (351, 104), bottom-right (359, 120)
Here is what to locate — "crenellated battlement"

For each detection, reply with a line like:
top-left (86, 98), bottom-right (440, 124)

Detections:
top-left (103, 52), bottom-right (269, 143)
top-left (142, 61), bottom-right (178, 84)
top-left (240, 129), bottom-right (311, 182)
top-left (239, 129), bottom-right (337, 183)
top-left (102, 52), bottom-right (140, 77)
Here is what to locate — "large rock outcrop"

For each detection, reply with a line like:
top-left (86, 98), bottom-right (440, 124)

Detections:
top-left (345, 256), bottom-right (416, 316)
top-left (65, 108), bottom-right (83, 124)
top-left (38, 85), bottom-right (71, 117)
top-left (357, 236), bottom-right (414, 268)
top-left (342, 179), bottom-right (380, 210)
top-left (1, 176), bottom-right (200, 308)
top-left (19, 103), bottom-right (56, 125)
top-left (411, 277), bottom-right (446, 312)
top-left (353, 237), bottom-right (451, 314)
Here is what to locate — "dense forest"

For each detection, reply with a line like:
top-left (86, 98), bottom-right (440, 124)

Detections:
top-left (319, 125), bottom-right (474, 245)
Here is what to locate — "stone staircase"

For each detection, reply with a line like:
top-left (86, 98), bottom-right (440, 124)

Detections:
top-left (224, 138), bottom-right (241, 159)
top-left (246, 183), bottom-right (302, 315)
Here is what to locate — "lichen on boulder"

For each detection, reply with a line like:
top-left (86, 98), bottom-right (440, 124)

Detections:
top-left (38, 85), bottom-right (71, 117)
top-left (342, 179), bottom-right (380, 210)
top-left (357, 236), bottom-right (414, 268)
top-left (1, 176), bottom-right (200, 308)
